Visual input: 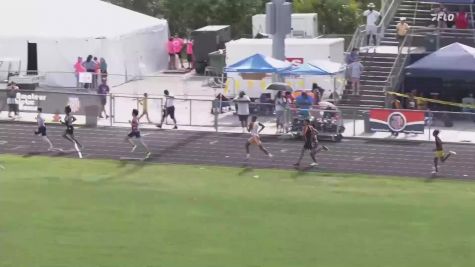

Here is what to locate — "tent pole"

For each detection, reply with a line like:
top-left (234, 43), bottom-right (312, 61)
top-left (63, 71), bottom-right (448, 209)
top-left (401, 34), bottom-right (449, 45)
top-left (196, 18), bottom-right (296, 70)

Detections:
top-left (471, 4), bottom-right (474, 30)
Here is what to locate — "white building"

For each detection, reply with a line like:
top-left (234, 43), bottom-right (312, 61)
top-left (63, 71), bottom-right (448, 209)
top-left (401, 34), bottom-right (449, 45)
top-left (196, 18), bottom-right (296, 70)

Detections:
top-left (0, 0), bottom-right (169, 87)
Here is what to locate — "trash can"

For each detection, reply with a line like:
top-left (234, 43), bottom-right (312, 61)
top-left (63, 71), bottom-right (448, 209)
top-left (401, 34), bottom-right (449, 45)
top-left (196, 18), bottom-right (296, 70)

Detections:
top-left (425, 33), bottom-right (439, 52)
top-left (85, 105), bottom-right (99, 127)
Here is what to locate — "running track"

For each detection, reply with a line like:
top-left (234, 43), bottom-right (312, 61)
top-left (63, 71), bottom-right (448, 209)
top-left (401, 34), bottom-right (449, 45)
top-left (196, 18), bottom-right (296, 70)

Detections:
top-left (1, 122), bottom-right (474, 179)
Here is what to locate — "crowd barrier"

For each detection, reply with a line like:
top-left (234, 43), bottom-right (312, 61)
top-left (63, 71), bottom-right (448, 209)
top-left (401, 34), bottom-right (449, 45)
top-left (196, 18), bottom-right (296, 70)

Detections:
top-left (1, 89), bottom-right (474, 143)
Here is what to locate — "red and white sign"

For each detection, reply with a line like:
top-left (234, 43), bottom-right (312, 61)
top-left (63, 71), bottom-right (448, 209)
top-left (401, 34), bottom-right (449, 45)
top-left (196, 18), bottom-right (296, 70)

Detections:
top-left (286, 57), bottom-right (304, 65)
top-left (369, 109), bottom-right (425, 134)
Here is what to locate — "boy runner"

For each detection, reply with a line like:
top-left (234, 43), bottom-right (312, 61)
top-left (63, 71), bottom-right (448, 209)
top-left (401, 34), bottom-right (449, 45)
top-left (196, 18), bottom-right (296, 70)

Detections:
top-left (61, 105), bottom-right (83, 158)
top-left (34, 107), bottom-right (54, 151)
top-left (126, 109), bottom-right (151, 159)
top-left (294, 119), bottom-right (329, 167)
top-left (157, 90), bottom-right (178, 129)
top-left (432, 129), bottom-right (456, 174)
top-left (245, 116), bottom-right (273, 160)
top-left (138, 93), bottom-right (152, 123)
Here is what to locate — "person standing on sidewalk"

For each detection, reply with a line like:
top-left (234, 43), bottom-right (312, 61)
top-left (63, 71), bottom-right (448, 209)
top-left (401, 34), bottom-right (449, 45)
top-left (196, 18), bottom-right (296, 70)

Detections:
top-left (97, 78), bottom-right (110, 119)
top-left (6, 82), bottom-right (19, 119)
top-left (139, 93), bottom-right (152, 124)
top-left (348, 60), bottom-right (364, 95)
top-left (157, 90), bottom-right (178, 129)
top-left (234, 91), bottom-right (251, 133)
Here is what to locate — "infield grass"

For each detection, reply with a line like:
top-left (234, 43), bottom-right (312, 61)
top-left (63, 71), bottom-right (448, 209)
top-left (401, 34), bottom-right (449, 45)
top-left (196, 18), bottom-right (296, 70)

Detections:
top-left (1, 155), bottom-right (475, 267)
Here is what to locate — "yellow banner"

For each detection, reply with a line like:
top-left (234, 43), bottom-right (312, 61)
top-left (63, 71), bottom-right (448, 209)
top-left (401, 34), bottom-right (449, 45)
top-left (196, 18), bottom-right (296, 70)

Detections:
top-left (386, 91), bottom-right (475, 109)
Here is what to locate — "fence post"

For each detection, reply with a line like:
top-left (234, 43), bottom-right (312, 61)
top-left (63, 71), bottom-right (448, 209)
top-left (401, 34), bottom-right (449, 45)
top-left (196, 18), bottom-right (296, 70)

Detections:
top-left (214, 105), bottom-right (219, 132)
top-left (189, 99), bottom-right (192, 126)
top-left (353, 109), bottom-right (357, 137)
top-left (109, 94), bottom-right (113, 126)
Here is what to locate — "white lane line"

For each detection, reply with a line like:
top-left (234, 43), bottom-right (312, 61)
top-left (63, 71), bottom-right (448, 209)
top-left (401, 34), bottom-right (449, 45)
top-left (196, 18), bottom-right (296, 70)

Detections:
top-left (209, 140), bottom-right (218, 145)
top-left (0, 140), bottom-right (7, 145)
top-left (354, 156), bottom-right (365, 161)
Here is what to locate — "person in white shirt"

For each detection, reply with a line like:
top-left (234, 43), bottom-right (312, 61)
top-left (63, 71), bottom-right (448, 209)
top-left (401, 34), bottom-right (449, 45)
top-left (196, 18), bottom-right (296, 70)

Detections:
top-left (233, 91), bottom-right (251, 133)
top-left (363, 3), bottom-right (381, 46)
top-left (34, 107), bottom-right (54, 151)
top-left (245, 116), bottom-right (273, 160)
top-left (157, 90), bottom-right (178, 129)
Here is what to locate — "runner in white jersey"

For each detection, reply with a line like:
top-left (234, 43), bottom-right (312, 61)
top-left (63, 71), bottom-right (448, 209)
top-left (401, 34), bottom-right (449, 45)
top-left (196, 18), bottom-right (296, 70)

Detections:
top-left (34, 107), bottom-right (54, 151)
top-left (245, 116), bottom-right (273, 160)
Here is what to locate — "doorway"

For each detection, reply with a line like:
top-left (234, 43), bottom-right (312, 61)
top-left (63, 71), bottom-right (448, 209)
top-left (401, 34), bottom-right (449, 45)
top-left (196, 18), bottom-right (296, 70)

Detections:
top-left (27, 42), bottom-right (38, 75)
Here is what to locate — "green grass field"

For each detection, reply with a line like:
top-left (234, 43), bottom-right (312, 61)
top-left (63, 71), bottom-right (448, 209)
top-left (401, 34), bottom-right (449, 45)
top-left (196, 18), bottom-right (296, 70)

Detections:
top-left (1, 155), bottom-right (475, 267)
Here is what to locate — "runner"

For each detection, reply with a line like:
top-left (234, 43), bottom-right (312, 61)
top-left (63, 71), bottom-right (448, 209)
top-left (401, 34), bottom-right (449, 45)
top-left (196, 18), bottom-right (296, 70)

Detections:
top-left (34, 107), bottom-right (54, 151)
top-left (61, 105), bottom-right (83, 158)
top-left (126, 109), bottom-right (151, 159)
top-left (138, 93), bottom-right (152, 123)
top-left (432, 129), bottom-right (456, 174)
top-left (294, 119), bottom-right (329, 167)
top-left (245, 116), bottom-right (273, 160)
top-left (157, 90), bottom-right (178, 129)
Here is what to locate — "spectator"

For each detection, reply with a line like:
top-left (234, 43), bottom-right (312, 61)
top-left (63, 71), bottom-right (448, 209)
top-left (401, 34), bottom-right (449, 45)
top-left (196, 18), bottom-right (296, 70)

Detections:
top-left (83, 55), bottom-right (96, 89)
top-left (296, 92), bottom-right (313, 118)
top-left (433, 4), bottom-right (448, 28)
top-left (6, 82), bottom-right (19, 118)
top-left (259, 93), bottom-right (273, 115)
top-left (363, 3), bottom-right (381, 46)
top-left (73, 57), bottom-right (86, 87)
top-left (416, 91), bottom-right (427, 110)
top-left (455, 9), bottom-right (469, 29)
top-left (285, 91), bottom-right (295, 104)
top-left (275, 91), bottom-right (287, 133)
top-left (396, 17), bottom-right (410, 48)
top-left (158, 90), bottom-right (178, 129)
top-left (348, 59), bottom-right (364, 95)
top-left (99, 58), bottom-right (108, 80)
top-left (93, 57), bottom-right (100, 88)
top-left (212, 93), bottom-right (231, 114)
top-left (167, 37), bottom-right (176, 70)
top-left (406, 90), bottom-right (417, 109)
top-left (186, 39), bottom-right (194, 69)
top-left (233, 91), bottom-right (251, 133)
top-left (172, 35), bottom-right (185, 69)
top-left (312, 83), bottom-right (324, 104)
top-left (97, 78), bottom-right (110, 119)
top-left (462, 93), bottom-right (475, 119)
top-left (346, 48), bottom-right (359, 64)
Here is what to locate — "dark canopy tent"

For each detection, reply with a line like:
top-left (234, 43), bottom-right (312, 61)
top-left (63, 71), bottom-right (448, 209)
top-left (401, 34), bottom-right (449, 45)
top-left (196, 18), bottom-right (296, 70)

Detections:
top-left (405, 42), bottom-right (475, 80)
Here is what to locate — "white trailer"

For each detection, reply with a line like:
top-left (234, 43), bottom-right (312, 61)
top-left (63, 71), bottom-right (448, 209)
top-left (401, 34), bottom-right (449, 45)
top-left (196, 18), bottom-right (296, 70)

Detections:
top-left (252, 13), bottom-right (319, 38)
top-left (224, 38), bottom-right (345, 100)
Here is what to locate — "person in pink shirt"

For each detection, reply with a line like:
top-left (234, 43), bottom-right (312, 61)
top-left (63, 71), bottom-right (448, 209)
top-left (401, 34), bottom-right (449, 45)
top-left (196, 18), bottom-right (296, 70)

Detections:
top-left (73, 57), bottom-right (86, 87)
top-left (167, 37), bottom-right (176, 70)
top-left (186, 39), bottom-right (194, 69)
top-left (172, 35), bottom-right (185, 69)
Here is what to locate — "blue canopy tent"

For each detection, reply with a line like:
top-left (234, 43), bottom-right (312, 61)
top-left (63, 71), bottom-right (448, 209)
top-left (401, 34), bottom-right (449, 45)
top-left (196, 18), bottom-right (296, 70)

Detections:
top-left (279, 63), bottom-right (328, 76)
top-left (405, 42), bottom-right (475, 80)
top-left (224, 53), bottom-right (292, 73)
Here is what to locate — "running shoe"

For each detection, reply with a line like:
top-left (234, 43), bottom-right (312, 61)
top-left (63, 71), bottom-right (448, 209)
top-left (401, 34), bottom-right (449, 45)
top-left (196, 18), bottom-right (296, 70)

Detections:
top-left (131, 145), bottom-right (137, 152)
top-left (145, 152), bottom-right (151, 159)
top-left (268, 153), bottom-right (273, 159)
top-left (310, 162), bottom-right (319, 167)
top-left (449, 151), bottom-right (457, 155)
top-left (322, 145), bottom-right (329, 151)
top-left (246, 154), bottom-right (250, 160)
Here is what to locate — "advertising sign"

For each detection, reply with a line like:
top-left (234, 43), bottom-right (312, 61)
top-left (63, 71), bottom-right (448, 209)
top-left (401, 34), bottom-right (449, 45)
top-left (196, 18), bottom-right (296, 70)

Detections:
top-left (369, 109), bottom-right (425, 134)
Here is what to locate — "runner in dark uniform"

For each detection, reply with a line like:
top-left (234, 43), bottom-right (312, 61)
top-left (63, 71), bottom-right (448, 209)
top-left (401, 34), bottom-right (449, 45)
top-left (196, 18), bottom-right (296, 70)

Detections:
top-left (61, 105), bottom-right (83, 149)
top-left (432, 129), bottom-right (456, 174)
top-left (126, 109), bottom-right (151, 159)
top-left (294, 119), bottom-right (329, 167)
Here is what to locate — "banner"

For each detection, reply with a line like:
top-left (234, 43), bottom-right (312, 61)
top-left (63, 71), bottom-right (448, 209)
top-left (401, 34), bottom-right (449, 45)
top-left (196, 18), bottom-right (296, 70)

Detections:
top-left (79, 72), bottom-right (93, 84)
top-left (369, 109), bottom-right (425, 134)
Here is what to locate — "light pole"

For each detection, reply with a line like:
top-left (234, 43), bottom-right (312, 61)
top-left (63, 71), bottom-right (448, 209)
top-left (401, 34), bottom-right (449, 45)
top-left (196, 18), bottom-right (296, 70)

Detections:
top-left (266, 0), bottom-right (292, 81)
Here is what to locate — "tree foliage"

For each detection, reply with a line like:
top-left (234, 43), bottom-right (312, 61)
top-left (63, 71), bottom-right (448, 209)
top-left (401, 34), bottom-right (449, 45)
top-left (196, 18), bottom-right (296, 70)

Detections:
top-left (106, 0), bottom-right (380, 36)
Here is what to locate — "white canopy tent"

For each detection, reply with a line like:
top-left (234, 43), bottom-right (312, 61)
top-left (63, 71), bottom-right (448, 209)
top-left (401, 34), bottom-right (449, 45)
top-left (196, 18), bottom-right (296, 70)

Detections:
top-left (0, 0), bottom-right (169, 87)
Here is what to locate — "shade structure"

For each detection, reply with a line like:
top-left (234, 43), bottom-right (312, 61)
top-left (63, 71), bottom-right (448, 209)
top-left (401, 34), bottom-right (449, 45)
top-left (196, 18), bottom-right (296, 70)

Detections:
top-left (405, 42), bottom-right (475, 80)
top-left (425, 0), bottom-right (475, 3)
top-left (225, 54), bottom-right (292, 73)
top-left (279, 63), bottom-right (328, 76)
top-left (0, 0), bottom-right (169, 87)
top-left (308, 60), bottom-right (346, 75)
